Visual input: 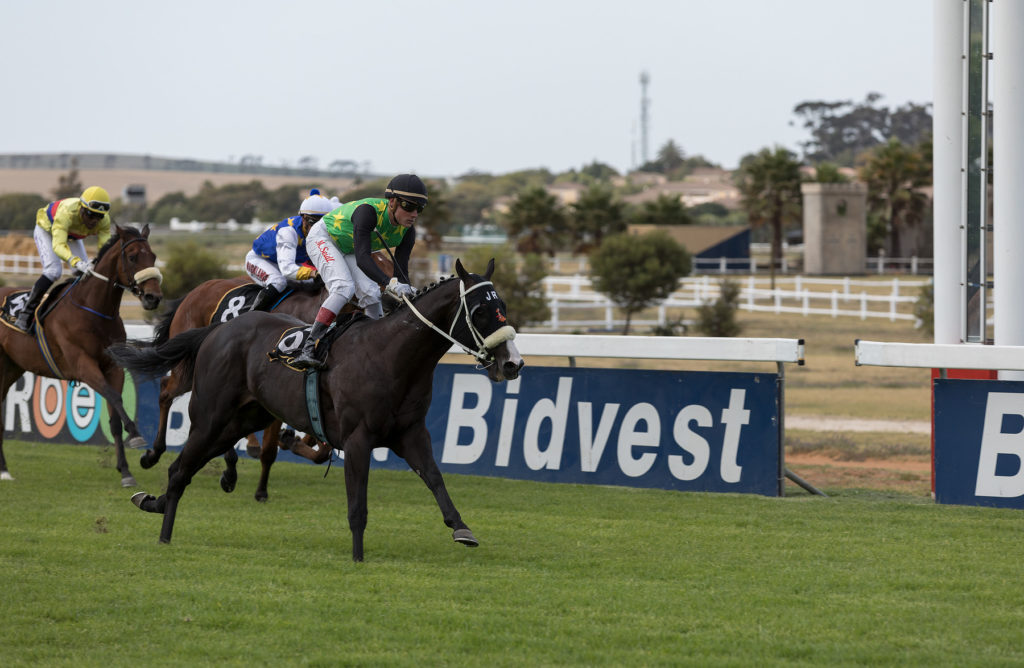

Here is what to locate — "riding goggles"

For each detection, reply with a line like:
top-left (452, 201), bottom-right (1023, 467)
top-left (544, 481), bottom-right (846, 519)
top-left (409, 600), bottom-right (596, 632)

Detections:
top-left (81, 199), bottom-right (111, 213)
top-left (397, 198), bottom-right (425, 214)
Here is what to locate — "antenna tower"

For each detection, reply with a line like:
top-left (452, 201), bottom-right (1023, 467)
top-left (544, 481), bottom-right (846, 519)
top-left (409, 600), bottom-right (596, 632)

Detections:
top-left (639, 71), bottom-right (650, 165)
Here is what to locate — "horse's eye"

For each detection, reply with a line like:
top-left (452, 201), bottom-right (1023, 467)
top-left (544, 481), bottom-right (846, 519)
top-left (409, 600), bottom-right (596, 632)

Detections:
top-left (128, 254), bottom-right (138, 263)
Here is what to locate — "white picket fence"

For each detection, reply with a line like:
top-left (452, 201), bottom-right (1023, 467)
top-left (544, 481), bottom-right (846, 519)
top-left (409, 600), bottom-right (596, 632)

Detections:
top-left (541, 274), bottom-right (933, 330)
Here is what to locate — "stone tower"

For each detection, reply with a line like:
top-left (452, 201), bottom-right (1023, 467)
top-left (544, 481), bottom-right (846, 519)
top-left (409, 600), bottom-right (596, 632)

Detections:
top-left (801, 182), bottom-right (868, 275)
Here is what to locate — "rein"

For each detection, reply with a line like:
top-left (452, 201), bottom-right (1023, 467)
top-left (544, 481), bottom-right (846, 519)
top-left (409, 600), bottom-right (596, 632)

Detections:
top-left (74, 237), bottom-right (163, 316)
top-left (401, 280), bottom-right (516, 365)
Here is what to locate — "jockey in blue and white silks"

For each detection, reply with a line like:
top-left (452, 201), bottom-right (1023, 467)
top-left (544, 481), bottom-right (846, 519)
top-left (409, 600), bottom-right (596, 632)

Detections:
top-left (244, 190), bottom-right (338, 312)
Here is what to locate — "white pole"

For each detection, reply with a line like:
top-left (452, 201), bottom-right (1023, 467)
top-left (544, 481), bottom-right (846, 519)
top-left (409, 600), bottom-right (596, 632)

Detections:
top-left (992, 0), bottom-right (1024, 378)
top-left (933, 0), bottom-right (964, 344)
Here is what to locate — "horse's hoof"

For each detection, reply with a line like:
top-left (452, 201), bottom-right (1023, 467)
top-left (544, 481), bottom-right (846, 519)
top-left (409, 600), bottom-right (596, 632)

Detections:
top-left (452, 528), bottom-right (479, 547)
top-left (121, 475), bottom-right (138, 488)
top-left (0, 471), bottom-right (13, 482)
top-left (245, 444), bottom-right (261, 458)
top-left (130, 491), bottom-right (155, 510)
top-left (126, 436), bottom-right (147, 450)
top-left (139, 451), bottom-right (158, 469)
top-left (220, 475), bottom-right (236, 494)
top-left (254, 491), bottom-right (268, 503)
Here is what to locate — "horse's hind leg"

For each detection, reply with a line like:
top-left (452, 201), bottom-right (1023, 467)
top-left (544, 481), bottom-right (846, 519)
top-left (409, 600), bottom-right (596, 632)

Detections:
top-left (254, 420), bottom-right (283, 502)
top-left (139, 406), bottom-right (271, 544)
top-left (142, 373), bottom-right (179, 469)
top-left (220, 446), bottom-right (238, 493)
top-left (399, 425), bottom-right (478, 548)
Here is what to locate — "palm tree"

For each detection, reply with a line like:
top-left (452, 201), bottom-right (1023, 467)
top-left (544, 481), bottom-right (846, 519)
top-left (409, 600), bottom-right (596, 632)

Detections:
top-left (734, 146), bottom-right (804, 288)
top-left (502, 186), bottom-right (569, 256)
top-left (858, 138), bottom-right (931, 259)
top-left (570, 185), bottom-right (627, 253)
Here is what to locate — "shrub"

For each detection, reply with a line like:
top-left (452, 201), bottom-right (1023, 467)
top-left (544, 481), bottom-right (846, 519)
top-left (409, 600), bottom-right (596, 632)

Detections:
top-left (695, 278), bottom-right (743, 337)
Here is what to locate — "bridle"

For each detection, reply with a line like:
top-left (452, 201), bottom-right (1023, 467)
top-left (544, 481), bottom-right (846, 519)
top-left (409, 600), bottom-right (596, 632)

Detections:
top-left (84, 236), bottom-right (163, 298)
top-left (401, 280), bottom-right (516, 366)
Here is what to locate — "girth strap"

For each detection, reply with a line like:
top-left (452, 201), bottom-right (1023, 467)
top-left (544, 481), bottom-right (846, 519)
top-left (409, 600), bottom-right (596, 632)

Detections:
top-left (303, 368), bottom-right (331, 447)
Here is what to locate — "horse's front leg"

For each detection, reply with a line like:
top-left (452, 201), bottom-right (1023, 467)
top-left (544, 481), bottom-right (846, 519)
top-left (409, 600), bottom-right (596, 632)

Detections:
top-left (343, 434), bottom-right (375, 562)
top-left (87, 363), bottom-right (142, 487)
top-left (399, 424), bottom-right (479, 548)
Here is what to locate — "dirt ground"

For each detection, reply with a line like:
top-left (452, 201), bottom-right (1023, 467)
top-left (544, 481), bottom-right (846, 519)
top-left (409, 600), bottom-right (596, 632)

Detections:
top-left (784, 451), bottom-right (933, 496)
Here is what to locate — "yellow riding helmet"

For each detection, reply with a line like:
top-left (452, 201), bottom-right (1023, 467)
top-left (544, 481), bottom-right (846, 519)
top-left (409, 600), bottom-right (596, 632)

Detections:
top-left (80, 186), bottom-right (111, 214)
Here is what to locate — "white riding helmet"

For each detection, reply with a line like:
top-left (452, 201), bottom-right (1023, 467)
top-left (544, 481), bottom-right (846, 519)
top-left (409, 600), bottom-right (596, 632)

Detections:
top-left (299, 189), bottom-right (336, 216)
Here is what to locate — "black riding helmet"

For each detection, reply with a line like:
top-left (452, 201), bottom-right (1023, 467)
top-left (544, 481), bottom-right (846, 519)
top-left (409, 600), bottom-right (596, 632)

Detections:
top-left (384, 174), bottom-right (428, 206)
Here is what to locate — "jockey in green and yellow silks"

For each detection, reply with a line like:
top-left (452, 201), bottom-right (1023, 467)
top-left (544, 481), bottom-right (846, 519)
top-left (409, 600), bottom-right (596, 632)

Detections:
top-left (292, 174), bottom-right (427, 369)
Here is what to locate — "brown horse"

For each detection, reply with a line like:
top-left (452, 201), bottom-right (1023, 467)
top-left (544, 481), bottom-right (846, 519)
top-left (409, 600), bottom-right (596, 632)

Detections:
top-left (109, 259), bottom-right (523, 561)
top-left (0, 224), bottom-right (163, 486)
top-left (144, 252), bottom-right (393, 501)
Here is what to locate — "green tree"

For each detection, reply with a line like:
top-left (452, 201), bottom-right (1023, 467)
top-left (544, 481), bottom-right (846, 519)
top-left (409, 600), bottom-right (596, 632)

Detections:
top-left (813, 162), bottom-right (850, 183)
top-left (417, 178), bottom-right (453, 249)
top-left (502, 186), bottom-right (569, 255)
top-left (735, 146), bottom-right (804, 289)
top-left (149, 191), bottom-right (192, 225)
top-left (858, 138), bottom-right (931, 258)
top-left (460, 244), bottom-right (550, 329)
top-left (695, 278), bottom-right (743, 337)
top-left (0, 193), bottom-right (46, 230)
top-left (589, 231), bottom-right (691, 335)
top-left (569, 185), bottom-right (627, 253)
top-left (160, 240), bottom-right (233, 299)
top-left (792, 92), bottom-right (932, 165)
top-left (192, 180), bottom-right (268, 223)
top-left (633, 193), bottom-right (692, 226)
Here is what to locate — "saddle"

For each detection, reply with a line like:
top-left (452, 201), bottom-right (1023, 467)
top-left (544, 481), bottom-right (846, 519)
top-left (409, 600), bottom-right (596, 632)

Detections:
top-left (0, 278), bottom-right (74, 334)
top-left (267, 312), bottom-right (364, 372)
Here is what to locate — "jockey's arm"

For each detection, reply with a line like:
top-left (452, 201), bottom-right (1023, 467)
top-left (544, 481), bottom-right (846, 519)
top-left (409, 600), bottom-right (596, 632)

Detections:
top-left (352, 207), bottom-right (391, 286)
top-left (392, 225), bottom-right (415, 283)
top-left (274, 226), bottom-right (306, 280)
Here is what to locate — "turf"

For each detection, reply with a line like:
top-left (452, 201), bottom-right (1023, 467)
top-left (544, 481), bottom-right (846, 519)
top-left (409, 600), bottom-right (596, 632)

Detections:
top-left (1, 441), bottom-right (1022, 666)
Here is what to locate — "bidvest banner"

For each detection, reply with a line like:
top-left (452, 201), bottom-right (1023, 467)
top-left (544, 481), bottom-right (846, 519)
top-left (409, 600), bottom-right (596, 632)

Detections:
top-left (935, 378), bottom-right (1024, 509)
top-left (6, 365), bottom-right (783, 496)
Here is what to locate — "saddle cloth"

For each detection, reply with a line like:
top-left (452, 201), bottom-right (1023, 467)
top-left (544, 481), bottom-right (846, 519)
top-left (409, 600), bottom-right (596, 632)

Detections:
top-left (266, 313), bottom-right (364, 372)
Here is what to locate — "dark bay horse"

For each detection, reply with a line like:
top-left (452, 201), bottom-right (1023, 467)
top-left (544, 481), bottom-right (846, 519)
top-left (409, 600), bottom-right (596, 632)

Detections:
top-left (108, 259), bottom-right (523, 561)
top-left (0, 224), bottom-right (163, 486)
top-left (142, 252), bottom-right (393, 502)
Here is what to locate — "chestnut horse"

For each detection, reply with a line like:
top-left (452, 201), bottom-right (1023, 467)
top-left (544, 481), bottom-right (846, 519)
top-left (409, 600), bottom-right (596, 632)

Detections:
top-left (109, 259), bottom-right (523, 561)
top-left (144, 252), bottom-right (392, 501)
top-left (0, 224), bottom-right (163, 486)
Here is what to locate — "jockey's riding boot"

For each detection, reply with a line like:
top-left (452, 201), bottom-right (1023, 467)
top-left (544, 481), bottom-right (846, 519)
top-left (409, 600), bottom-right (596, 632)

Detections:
top-left (248, 285), bottom-right (283, 312)
top-left (292, 321), bottom-right (330, 369)
top-left (14, 275), bottom-right (53, 333)
top-left (364, 300), bottom-right (384, 320)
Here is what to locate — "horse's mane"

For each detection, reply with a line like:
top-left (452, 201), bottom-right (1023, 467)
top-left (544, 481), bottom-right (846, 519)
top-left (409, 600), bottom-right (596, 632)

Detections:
top-left (383, 273), bottom-right (459, 315)
top-left (95, 225), bottom-right (144, 262)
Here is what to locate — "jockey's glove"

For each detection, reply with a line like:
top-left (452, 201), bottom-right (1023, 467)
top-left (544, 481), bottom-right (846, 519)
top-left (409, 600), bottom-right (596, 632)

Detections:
top-left (385, 277), bottom-right (416, 300)
top-left (295, 266), bottom-right (317, 281)
top-left (73, 258), bottom-right (94, 275)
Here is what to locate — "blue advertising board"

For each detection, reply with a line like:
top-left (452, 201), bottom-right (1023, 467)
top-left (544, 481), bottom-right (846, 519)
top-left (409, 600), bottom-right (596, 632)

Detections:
top-left (935, 378), bottom-right (1024, 508)
top-left (5, 364), bottom-right (784, 496)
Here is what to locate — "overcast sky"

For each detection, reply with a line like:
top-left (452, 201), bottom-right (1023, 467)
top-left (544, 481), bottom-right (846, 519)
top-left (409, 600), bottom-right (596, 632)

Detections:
top-left (1, 0), bottom-right (932, 178)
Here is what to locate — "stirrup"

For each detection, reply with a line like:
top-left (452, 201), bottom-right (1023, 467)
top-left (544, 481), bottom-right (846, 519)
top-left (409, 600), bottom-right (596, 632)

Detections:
top-left (292, 353), bottom-right (323, 370)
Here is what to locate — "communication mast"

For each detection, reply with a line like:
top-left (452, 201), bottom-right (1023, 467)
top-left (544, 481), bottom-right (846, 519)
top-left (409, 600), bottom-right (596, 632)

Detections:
top-left (639, 71), bottom-right (650, 166)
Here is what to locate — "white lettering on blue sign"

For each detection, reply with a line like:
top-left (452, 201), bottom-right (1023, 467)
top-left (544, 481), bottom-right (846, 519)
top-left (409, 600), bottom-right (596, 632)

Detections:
top-left (975, 392), bottom-right (1024, 498)
top-left (440, 372), bottom-right (751, 483)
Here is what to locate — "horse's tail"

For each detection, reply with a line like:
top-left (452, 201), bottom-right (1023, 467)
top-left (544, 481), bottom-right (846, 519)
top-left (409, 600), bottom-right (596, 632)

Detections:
top-left (152, 298), bottom-right (183, 346)
top-left (107, 323), bottom-right (217, 384)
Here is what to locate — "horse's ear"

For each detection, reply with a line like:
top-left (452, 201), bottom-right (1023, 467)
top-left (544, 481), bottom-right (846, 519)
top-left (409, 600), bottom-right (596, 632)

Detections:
top-left (113, 222), bottom-right (122, 235)
top-left (455, 258), bottom-right (468, 280)
top-left (484, 258), bottom-right (495, 280)
top-left (141, 223), bottom-right (150, 239)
